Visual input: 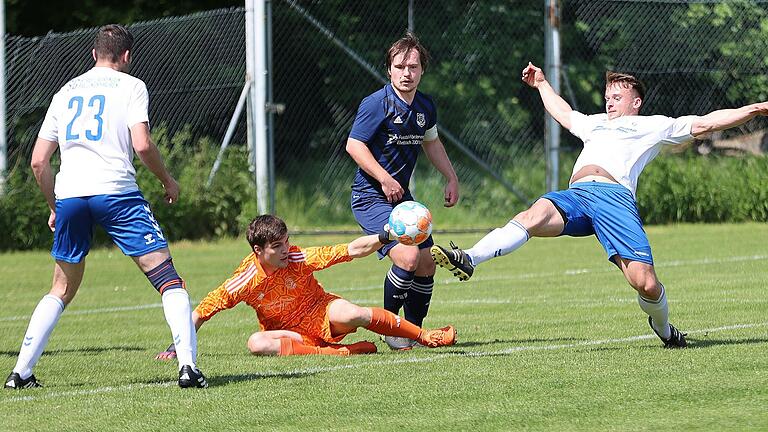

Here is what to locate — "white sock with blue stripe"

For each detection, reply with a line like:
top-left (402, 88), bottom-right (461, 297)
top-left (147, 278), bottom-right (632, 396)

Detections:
top-left (466, 220), bottom-right (530, 266)
top-left (638, 285), bottom-right (671, 339)
top-left (13, 294), bottom-right (65, 379)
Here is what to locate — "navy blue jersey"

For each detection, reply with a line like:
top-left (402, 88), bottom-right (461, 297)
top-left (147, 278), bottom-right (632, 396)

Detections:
top-left (348, 84), bottom-right (437, 195)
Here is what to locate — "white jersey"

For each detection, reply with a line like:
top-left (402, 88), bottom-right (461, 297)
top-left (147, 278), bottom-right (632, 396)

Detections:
top-left (568, 111), bottom-right (695, 197)
top-left (38, 67), bottom-right (150, 199)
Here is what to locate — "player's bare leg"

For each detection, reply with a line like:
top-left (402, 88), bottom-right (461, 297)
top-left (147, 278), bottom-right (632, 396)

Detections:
top-left (49, 260), bottom-right (86, 305)
top-left (251, 328), bottom-right (376, 357)
top-left (615, 257), bottom-right (687, 348)
top-left (328, 299), bottom-right (373, 332)
top-left (513, 198), bottom-right (565, 237)
top-left (248, 330), bottom-right (303, 355)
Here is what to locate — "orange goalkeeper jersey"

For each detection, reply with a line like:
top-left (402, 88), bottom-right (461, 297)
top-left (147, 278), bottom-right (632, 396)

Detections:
top-left (194, 244), bottom-right (353, 332)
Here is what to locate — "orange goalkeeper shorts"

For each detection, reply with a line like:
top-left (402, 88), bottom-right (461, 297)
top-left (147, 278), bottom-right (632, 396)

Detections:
top-left (269, 293), bottom-right (357, 347)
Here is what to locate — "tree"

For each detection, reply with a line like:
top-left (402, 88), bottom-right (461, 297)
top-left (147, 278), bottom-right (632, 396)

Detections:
top-left (6, 0), bottom-right (240, 36)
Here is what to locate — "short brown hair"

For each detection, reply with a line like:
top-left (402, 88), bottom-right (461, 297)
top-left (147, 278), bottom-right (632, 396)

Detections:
top-left (93, 24), bottom-right (134, 63)
top-left (386, 31), bottom-right (430, 72)
top-left (605, 71), bottom-right (646, 100)
top-left (246, 215), bottom-right (288, 248)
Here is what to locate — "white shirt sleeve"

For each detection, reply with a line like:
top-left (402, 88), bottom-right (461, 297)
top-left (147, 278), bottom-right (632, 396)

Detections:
top-left (38, 93), bottom-right (61, 142)
top-left (126, 81), bottom-right (150, 129)
top-left (660, 115), bottom-right (695, 145)
top-left (568, 111), bottom-right (594, 141)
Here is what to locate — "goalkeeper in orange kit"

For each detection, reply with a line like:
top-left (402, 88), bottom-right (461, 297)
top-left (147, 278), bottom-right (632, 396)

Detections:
top-left (156, 214), bottom-right (456, 358)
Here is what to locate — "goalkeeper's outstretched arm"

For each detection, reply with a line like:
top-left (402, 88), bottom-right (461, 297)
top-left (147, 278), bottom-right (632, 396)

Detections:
top-left (347, 227), bottom-right (396, 259)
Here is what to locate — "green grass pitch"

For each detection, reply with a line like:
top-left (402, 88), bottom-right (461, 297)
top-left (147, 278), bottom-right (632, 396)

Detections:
top-left (1, 223), bottom-right (767, 431)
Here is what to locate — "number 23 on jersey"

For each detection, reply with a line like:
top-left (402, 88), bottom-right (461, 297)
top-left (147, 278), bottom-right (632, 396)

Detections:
top-left (65, 95), bottom-right (105, 141)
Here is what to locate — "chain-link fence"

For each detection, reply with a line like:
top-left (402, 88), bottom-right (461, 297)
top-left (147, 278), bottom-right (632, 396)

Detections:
top-left (271, 0), bottom-right (549, 226)
top-left (4, 8), bottom-right (246, 173)
top-left (563, 0), bottom-right (768, 147)
top-left (4, 1), bottom-right (768, 231)
top-left (270, 0), bottom-right (768, 226)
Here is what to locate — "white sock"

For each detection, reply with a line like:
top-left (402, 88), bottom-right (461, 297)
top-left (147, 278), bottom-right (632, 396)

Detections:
top-left (13, 294), bottom-right (66, 379)
top-left (161, 289), bottom-right (197, 370)
top-left (466, 220), bottom-right (530, 266)
top-left (638, 285), bottom-right (671, 339)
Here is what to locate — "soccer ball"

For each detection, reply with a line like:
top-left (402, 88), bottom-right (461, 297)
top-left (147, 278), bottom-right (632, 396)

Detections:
top-left (388, 201), bottom-right (433, 246)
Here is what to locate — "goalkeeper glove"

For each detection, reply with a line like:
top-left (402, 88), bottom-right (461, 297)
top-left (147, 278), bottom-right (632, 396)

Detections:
top-left (378, 224), bottom-right (396, 244)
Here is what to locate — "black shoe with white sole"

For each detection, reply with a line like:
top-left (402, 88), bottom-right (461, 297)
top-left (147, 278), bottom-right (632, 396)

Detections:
top-left (649, 317), bottom-right (688, 348)
top-left (178, 365), bottom-right (208, 388)
top-left (4, 372), bottom-right (42, 389)
top-left (431, 242), bottom-right (475, 281)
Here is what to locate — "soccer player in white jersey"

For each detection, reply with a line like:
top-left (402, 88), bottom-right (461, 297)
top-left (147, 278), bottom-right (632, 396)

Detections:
top-left (4, 24), bottom-right (206, 389)
top-left (432, 61), bottom-right (768, 348)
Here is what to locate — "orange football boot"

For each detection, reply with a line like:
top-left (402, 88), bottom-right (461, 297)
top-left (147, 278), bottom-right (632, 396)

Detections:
top-left (419, 325), bottom-right (457, 348)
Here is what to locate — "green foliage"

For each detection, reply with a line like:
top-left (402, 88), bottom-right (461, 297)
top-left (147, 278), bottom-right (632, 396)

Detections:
top-left (135, 127), bottom-right (257, 241)
top-left (563, 1), bottom-right (768, 115)
top-left (637, 153), bottom-right (768, 224)
top-left (2, 134), bottom-right (766, 253)
top-left (0, 128), bottom-right (257, 252)
top-left (0, 164), bottom-right (53, 251)
top-left (7, 0), bottom-right (242, 36)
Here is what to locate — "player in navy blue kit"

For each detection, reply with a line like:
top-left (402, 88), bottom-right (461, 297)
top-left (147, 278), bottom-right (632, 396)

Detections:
top-left (346, 32), bottom-right (459, 350)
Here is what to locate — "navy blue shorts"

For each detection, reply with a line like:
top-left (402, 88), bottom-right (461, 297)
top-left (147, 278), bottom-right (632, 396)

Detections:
top-left (52, 191), bottom-right (169, 263)
top-left (351, 190), bottom-right (434, 259)
top-left (541, 182), bottom-right (653, 265)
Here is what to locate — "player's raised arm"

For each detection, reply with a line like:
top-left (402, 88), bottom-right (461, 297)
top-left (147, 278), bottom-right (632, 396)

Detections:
top-left (690, 101), bottom-right (768, 138)
top-left (346, 137), bottom-right (404, 203)
top-left (522, 62), bottom-right (574, 130)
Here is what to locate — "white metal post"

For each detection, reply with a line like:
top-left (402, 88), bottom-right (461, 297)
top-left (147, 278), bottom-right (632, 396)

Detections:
top-left (0, 0), bottom-right (6, 196)
top-left (407, 0), bottom-right (416, 195)
top-left (544, 0), bottom-right (561, 192)
top-left (246, 0), bottom-right (269, 214)
top-left (207, 80), bottom-right (252, 188)
top-left (265, 0), bottom-right (275, 214)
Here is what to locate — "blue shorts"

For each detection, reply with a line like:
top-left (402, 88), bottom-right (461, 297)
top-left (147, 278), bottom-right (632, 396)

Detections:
top-left (52, 191), bottom-right (169, 263)
top-left (541, 182), bottom-right (653, 265)
top-left (351, 190), bottom-right (434, 259)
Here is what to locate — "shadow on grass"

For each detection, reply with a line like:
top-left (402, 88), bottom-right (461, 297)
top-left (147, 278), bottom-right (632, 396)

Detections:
top-left (0, 345), bottom-right (144, 358)
top-left (208, 370), bottom-right (320, 386)
top-left (685, 336), bottom-right (768, 349)
top-left (455, 337), bottom-right (581, 348)
top-left (434, 345), bottom-right (627, 357)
